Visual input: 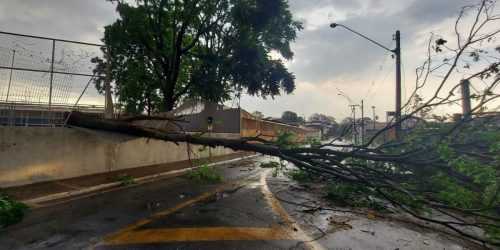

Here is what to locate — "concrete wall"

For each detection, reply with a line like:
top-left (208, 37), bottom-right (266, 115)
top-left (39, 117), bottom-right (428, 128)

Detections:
top-left (240, 111), bottom-right (313, 142)
top-left (177, 108), bottom-right (241, 133)
top-left (0, 126), bottom-right (236, 188)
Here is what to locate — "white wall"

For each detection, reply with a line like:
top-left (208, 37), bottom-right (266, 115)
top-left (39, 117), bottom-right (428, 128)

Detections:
top-left (0, 127), bottom-right (237, 187)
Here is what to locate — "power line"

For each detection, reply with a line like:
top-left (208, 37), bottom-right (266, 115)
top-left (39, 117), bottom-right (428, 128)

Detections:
top-left (363, 40), bottom-right (395, 100)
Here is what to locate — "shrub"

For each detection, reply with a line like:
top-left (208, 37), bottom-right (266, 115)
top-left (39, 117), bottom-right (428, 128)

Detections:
top-left (187, 164), bottom-right (223, 184)
top-left (275, 131), bottom-right (297, 149)
top-left (286, 169), bottom-right (313, 182)
top-left (0, 193), bottom-right (29, 228)
top-left (115, 174), bottom-right (136, 186)
top-left (259, 161), bottom-right (281, 168)
top-left (305, 137), bottom-right (321, 147)
top-left (325, 182), bottom-right (385, 210)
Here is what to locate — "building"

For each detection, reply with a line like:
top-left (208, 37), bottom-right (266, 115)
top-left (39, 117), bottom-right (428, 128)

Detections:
top-left (171, 101), bottom-right (319, 142)
top-left (302, 121), bottom-right (337, 139)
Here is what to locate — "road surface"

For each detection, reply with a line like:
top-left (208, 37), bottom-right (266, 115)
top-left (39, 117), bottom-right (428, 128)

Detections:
top-left (1, 156), bottom-right (318, 249)
top-left (1, 156), bottom-right (473, 249)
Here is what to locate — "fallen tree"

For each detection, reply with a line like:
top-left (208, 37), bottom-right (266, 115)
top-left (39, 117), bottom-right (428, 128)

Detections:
top-left (68, 0), bottom-right (500, 247)
top-left (67, 110), bottom-right (500, 247)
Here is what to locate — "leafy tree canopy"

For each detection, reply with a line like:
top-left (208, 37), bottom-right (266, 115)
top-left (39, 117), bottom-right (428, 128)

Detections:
top-left (95, 0), bottom-right (302, 113)
top-left (341, 117), bottom-right (353, 125)
top-left (308, 113), bottom-right (337, 124)
top-left (281, 111), bottom-right (304, 123)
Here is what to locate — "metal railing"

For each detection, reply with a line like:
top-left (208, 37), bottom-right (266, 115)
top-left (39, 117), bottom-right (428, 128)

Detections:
top-left (0, 30), bottom-right (106, 126)
top-left (0, 101), bottom-right (104, 126)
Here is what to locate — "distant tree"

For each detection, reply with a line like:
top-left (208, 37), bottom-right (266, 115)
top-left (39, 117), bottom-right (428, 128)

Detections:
top-left (356, 117), bottom-right (372, 125)
top-left (281, 111), bottom-right (304, 123)
top-left (95, 0), bottom-right (302, 113)
top-left (308, 113), bottom-right (337, 124)
top-left (252, 111), bottom-right (264, 119)
top-left (410, 94), bottom-right (432, 119)
top-left (336, 117), bottom-right (353, 136)
top-left (307, 113), bottom-right (338, 138)
top-left (341, 117), bottom-right (353, 125)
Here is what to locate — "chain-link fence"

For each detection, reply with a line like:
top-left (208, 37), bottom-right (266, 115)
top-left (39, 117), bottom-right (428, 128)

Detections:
top-left (0, 31), bottom-right (106, 126)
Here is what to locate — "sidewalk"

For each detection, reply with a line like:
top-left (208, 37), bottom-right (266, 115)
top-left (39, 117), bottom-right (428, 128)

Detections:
top-left (3, 152), bottom-right (255, 206)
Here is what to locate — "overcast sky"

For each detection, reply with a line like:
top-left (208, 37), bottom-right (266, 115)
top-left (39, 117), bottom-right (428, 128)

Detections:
top-left (0, 0), bottom-right (489, 120)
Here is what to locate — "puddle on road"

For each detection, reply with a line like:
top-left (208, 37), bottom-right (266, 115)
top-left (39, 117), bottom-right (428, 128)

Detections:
top-left (246, 182), bottom-right (262, 189)
top-left (196, 184), bottom-right (245, 206)
top-left (200, 192), bottom-right (229, 204)
top-left (31, 234), bottom-right (68, 248)
top-left (145, 182), bottom-right (249, 215)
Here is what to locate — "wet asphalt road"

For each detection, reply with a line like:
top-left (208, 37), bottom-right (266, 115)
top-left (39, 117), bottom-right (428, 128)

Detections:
top-left (0, 156), bottom-right (314, 250)
top-left (0, 156), bottom-right (475, 250)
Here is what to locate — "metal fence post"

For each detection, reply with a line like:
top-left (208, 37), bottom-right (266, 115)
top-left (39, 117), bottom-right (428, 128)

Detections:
top-left (49, 39), bottom-right (55, 110)
top-left (48, 39), bottom-right (56, 125)
top-left (5, 49), bottom-right (15, 102)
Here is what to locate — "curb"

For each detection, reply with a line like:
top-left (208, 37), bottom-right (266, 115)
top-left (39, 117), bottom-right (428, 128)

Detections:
top-left (23, 154), bottom-right (260, 207)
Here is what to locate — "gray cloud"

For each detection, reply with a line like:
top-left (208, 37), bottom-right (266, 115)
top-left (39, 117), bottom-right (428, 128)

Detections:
top-left (0, 0), bottom-right (468, 80)
top-left (287, 0), bottom-right (473, 84)
top-left (0, 0), bottom-right (117, 43)
top-left (0, 0), bottom-right (487, 118)
top-left (289, 0), bottom-right (362, 13)
top-left (404, 0), bottom-right (473, 25)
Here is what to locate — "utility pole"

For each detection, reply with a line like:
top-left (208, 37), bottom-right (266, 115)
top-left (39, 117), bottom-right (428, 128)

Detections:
top-left (360, 100), bottom-right (364, 145)
top-left (330, 24), bottom-right (402, 140)
top-left (372, 106), bottom-right (376, 129)
top-left (394, 30), bottom-right (402, 140)
top-left (104, 52), bottom-right (114, 119)
top-left (461, 79), bottom-right (471, 120)
top-left (349, 104), bottom-right (359, 145)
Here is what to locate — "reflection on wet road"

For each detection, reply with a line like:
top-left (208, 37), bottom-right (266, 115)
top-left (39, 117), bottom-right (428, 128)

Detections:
top-left (96, 170), bottom-right (319, 250)
top-left (0, 157), bottom-right (473, 249)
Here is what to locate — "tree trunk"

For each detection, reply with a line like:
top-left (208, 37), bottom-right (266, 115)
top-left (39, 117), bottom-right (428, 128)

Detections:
top-left (161, 82), bottom-right (176, 112)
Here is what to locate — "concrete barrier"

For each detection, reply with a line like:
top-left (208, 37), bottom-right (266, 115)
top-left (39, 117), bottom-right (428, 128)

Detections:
top-left (0, 126), bottom-right (237, 188)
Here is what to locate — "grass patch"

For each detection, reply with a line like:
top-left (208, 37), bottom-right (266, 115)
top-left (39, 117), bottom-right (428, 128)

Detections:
top-left (259, 161), bottom-right (281, 168)
top-left (0, 193), bottom-right (29, 229)
top-left (286, 169), bottom-right (313, 182)
top-left (187, 164), bottom-right (223, 184)
top-left (115, 174), bottom-right (136, 186)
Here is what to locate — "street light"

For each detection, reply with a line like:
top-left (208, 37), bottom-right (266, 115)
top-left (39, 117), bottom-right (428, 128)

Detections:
top-left (330, 23), bottom-right (402, 140)
top-left (337, 92), bottom-right (352, 104)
